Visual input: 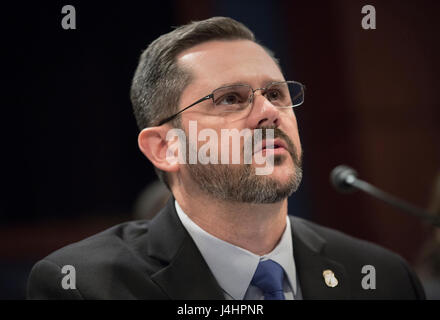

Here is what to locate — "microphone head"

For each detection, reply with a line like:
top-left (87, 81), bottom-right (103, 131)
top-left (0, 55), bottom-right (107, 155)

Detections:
top-left (330, 165), bottom-right (358, 193)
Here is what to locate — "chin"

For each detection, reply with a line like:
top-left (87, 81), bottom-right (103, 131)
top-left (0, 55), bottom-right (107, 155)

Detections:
top-left (251, 165), bottom-right (294, 186)
top-left (270, 168), bottom-right (295, 184)
top-left (254, 157), bottom-right (294, 178)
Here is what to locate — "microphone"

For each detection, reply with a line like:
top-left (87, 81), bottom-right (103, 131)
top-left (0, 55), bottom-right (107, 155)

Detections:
top-left (330, 165), bottom-right (440, 228)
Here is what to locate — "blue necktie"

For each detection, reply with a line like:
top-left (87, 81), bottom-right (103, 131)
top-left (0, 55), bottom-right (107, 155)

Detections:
top-left (251, 259), bottom-right (286, 300)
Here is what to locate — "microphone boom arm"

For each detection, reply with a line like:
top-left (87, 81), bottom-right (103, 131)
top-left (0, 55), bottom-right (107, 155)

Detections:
top-left (347, 176), bottom-right (440, 227)
top-left (331, 165), bottom-right (440, 228)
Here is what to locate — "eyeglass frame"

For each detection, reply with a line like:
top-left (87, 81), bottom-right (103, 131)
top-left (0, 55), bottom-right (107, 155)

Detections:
top-left (156, 80), bottom-right (305, 126)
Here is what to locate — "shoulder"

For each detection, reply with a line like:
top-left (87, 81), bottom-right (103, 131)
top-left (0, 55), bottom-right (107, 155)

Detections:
top-left (43, 220), bottom-right (153, 265)
top-left (27, 220), bottom-right (166, 299)
top-left (292, 216), bottom-right (398, 258)
top-left (290, 216), bottom-right (426, 299)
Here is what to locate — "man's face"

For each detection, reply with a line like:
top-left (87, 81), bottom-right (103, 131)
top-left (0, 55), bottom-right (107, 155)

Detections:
top-left (173, 40), bottom-right (302, 203)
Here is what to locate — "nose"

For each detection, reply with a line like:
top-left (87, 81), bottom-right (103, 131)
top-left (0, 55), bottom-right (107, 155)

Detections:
top-left (246, 90), bottom-right (280, 129)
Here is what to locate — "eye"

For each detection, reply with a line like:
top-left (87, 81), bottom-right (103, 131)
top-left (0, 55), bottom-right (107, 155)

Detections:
top-left (216, 93), bottom-right (242, 105)
top-left (265, 89), bottom-right (282, 101)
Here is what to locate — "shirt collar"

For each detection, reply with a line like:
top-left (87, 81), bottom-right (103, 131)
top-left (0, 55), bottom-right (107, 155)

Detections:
top-left (175, 200), bottom-right (297, 300)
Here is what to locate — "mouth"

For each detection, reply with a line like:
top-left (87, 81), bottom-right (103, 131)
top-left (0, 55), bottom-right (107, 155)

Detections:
top-left (253, 138), bottom-right (288, 155)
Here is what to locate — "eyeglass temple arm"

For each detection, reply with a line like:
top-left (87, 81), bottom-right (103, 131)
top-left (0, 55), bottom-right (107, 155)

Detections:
top-left (157, 94), bottom-right (213, 126)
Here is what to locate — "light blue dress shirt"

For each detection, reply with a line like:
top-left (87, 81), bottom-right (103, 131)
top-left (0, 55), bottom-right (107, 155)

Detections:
top-left (175, 201), bottom-right (302, 300)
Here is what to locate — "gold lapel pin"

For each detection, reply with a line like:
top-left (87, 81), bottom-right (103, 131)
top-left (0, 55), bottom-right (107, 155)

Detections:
top-left (322, 269), bottom-right (338, 288)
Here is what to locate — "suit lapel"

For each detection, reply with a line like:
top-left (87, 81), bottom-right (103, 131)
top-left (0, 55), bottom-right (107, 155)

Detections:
top-left (290, 217), bottom-right (350, 299)
top-left (146, 198), bottom-right (350, 300)
top-left (147, 197), bottom-right (225, 300)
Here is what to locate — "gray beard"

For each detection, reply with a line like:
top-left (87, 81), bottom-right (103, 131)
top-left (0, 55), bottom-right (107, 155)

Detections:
top-left (187, 160), bottom-right (302, 204)
top-left (185, 127), bottom-right (303, 204)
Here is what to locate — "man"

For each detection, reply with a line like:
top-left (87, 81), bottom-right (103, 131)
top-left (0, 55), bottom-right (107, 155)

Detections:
top-left (27, 17), bottom-right (425, 299)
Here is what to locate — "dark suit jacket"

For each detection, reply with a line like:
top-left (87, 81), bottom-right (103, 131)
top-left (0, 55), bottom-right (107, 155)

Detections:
top-left (27, 197), bottom-right (425, 299)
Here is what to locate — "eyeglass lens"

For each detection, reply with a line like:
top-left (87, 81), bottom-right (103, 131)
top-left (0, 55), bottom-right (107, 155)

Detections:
top-left (210, 82), bottom-right (303, 121)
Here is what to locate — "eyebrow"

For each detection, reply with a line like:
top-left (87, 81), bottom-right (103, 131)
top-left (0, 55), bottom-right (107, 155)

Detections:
top-left (215, 79), bottom-right (286, 90)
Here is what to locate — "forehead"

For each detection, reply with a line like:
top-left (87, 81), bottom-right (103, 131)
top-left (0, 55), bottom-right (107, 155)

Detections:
top-left (177, 40), bottom-right (284, 90)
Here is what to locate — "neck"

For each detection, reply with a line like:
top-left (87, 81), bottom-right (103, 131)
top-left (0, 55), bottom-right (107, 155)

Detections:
top-left (172, 182), bottom-right (288, 256)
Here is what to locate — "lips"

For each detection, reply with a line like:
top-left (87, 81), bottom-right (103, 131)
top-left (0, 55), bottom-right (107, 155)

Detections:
top-left (253, 138), bottom-right (288, 154)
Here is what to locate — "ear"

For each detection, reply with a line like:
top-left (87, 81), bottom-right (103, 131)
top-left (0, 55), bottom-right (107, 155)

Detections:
top-left (138, 126), bottom-right (180, 174)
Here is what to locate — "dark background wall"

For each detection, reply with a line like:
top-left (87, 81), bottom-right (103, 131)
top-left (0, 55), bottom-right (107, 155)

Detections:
top-left (2, 0), bottom-right (439, 299)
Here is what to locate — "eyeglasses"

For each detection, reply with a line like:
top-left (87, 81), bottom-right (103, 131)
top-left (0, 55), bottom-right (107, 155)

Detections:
top-left (157, 80), bottom-right (305, 126)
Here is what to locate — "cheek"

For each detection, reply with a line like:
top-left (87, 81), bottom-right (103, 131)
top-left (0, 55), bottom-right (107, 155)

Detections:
top-left (196, 126), bottom-right (252, 164)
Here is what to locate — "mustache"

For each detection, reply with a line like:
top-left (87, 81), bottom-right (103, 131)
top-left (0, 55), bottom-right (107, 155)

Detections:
top-left (248, 125), bottom-right (301, 165)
